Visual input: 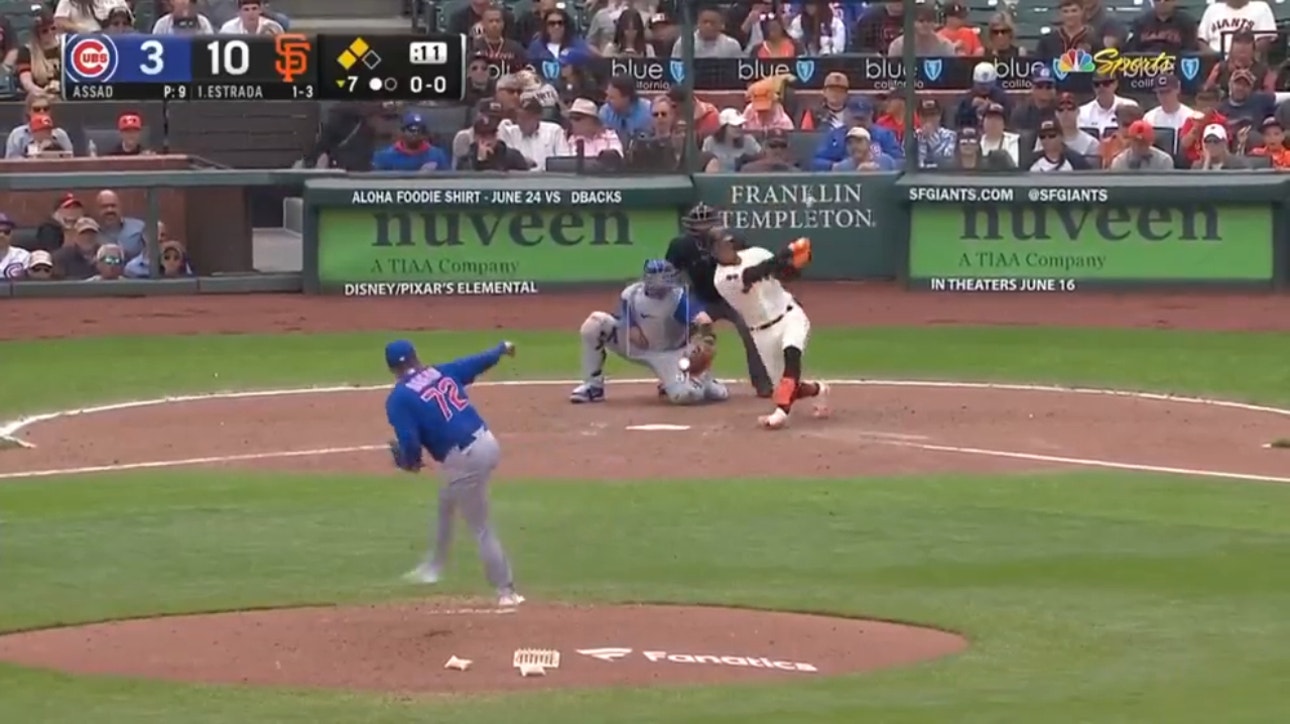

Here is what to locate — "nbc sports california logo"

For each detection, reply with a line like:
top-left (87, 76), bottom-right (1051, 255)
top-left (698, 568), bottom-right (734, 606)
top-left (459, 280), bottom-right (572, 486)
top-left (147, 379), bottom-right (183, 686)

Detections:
top-left (65, 34), bottom-right (120, 84)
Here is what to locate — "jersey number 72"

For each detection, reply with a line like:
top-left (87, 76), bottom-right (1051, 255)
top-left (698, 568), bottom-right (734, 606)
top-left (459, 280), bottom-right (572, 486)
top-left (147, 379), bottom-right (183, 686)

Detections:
top-left (419, 377), bottom-right (469, 419)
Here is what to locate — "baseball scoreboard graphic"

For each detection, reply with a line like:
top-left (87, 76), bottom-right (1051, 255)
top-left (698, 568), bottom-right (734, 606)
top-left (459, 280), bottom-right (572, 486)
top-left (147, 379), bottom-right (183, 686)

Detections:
top-left (60, 33), bottom-right (467, 102)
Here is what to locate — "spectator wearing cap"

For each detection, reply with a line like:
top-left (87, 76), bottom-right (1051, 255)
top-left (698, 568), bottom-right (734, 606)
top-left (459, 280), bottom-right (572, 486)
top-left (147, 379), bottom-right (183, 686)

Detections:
top-left (1143, 75), bottom-right (1194, 132)
top-left (1179, 87), bottom-right (1227, 166)
top-left (1250, 118), bottom-right (1290, 169)
top-left (514, 68), bottom-right (563, 111)
top-left (702, 108), bottom-right (761, 172)
top-left (371, 112), bottom-right (450, 171)
top-left (53, 0), bottom-right (120, 34)
top-left (219, 0), bottom-right (283, 35)
top-left (94, 189), bottom-right (146, 261)
top-left (1198, 0), bottom-right (1275, 54)
top-left (1109, 120), bottom-right (1174, 170)
top-left (13, 112), bottom-right (73, 159)
top-left (887, 5), bottom-right (956, 56)
top-left (938, 2), bottom-right (982, 56)
top-left (647, 12), bottom-right (679, 56)
top-left (528, 8), bottom-right (590, 65)
top-left (471, 6), bottom-right (526, 66)
top-left (1036, 0), bottom-right (1102, 58)
top-left (742, 74), bottom-right (795, 132)
top-left (456, 100), bottom-right (500, 165)
top-left (1042, 92), bottom-right (1100, 156)
top-left (0, 212), bottom-right (29, 280)
top-left (565, 98), bottom-right (624, 159)
top-left (87, 243), bottom-right (126, 281)
top-left (17, 11), bottom-right (61, 97)
top-left (125, 222), bottom-right (193, 278)
top-left (5, 96), bottom-right (73, 159)
top-left (831, 126), bottom-right (898, 171)
top-left (154, 0), bottom-right (216, 34)
top-left (945, 127), bottom-right (985, 170)
top-left (809, 97), bottom-right (903, 170)
top-left (750, 10), bottom-right (802, 59)
top-left (451, 0), bottom-right (518, 41)
top-left (108, 112), bottom-right (150, 156)
top-left (738, 129), bottom-right (799, 173)
top-left (52, 217), bottom-right (102, 280)
top-left (851, 0), bottom-right (904, 53)
top-left (914, 98), bottom-right (956, 168)
top-left (1078, 73), bottom-right (1138, 135)
top-left (1030, 119), bottom-right (1094, 171)
top-left (1193, 123), bottom-right (1250, 169)
top-left (600, 75), bottom-right (652, 140)
top-left (979, 103), bottom-right (1020, 166)
top-left (789, 0), bottom-right (847, 55)
top-left (953, 61), bottom-right (1012, 130)
top-left (982, 12), bottom-right (1026, 61)
top-left (500, 97), bottom-right (568, 170)
top-left (1127, 0), bottom-right (1199, 54)
top-left (1219, 68), bottom-right (1276, 126)
top-left (23, 250), bottom-right (55, 281)
top-left (33, 193), bottom-right (85, 253)
top-left (1010, 66), bottom-right (1058, 132)
top-left (876, 93), bottom-right (906, 141)
top-left (672, 7), bottom-right (743, 58)
top-left (800, 72), bottom-right (853, 131)
top-left (456, 116), bottom-right (530, 172)
top-left (1206, 31), bottom-right (1275, 93)
top-left (1098, 104), bottom-right (1145, 168)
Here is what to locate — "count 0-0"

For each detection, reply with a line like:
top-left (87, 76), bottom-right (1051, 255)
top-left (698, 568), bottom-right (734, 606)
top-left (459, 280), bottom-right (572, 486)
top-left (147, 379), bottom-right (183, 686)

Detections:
top-left (410, 76), bottom-right (448, 95)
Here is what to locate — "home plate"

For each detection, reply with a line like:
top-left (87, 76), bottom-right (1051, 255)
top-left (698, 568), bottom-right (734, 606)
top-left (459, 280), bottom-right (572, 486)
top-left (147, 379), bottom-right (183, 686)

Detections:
top-left (626, 424), bottom-right (692, 431)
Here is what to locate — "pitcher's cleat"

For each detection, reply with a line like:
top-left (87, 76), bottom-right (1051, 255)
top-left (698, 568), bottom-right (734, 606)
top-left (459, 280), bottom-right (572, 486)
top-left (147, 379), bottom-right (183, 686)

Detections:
top-left (569, 384), bottom-right (605, 403)
top-left (498, 591), bottom-right (526, 607)
top-left (758, 408), bottom-right (789, 429)
top-left (402, 563), bottom-right (441, 584)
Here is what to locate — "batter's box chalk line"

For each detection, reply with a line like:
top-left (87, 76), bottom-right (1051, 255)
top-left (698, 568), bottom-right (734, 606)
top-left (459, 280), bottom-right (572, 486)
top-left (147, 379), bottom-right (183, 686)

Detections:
top-left (2, 379), bottom-right (1289, 485)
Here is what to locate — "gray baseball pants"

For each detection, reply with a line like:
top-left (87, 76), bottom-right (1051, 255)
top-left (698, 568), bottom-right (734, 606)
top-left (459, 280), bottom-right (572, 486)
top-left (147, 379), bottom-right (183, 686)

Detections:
top-left (429, 428), bottom-right (513, 591)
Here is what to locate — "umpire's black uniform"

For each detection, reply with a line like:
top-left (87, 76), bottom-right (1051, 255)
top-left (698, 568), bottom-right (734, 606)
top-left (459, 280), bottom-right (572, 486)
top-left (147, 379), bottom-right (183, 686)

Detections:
top-left (665, 218), bottom-right (774, 397)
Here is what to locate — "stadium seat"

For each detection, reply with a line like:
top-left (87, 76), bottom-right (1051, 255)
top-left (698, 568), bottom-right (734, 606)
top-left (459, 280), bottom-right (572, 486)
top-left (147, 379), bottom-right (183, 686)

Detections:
top-left (1246, 154), bottom-right (1272, 168)
top-left (1152, 126), bottom-right (1177, 154)
top-left (786, 130), bottom-right (827, 167)
top-left (545, 155), bottom-right (610, 173)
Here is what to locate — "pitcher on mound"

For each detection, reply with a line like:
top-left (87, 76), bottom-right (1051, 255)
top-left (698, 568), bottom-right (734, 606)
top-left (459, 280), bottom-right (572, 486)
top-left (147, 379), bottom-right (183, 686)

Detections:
top-left (709, 228), bottom-right (828, 429)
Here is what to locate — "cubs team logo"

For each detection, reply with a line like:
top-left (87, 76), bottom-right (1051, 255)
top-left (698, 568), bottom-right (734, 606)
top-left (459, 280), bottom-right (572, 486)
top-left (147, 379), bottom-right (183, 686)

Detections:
top-left (668, 59), bottom-right (685, 83)
top-left (540, 59), bottom-right (560, 81)
top-left (65, 34), bottom-right (120, 83)
top-left (922, 58), bottom-right (942, 82)
top-left (1179, 56), bottom-right (1200, 81)
top-left (1052, 48), bottom-right (1095, 81)
top-left (3, 262), bottom-right (23, 279)
top-left (794, 59), bottom-right (815, 84)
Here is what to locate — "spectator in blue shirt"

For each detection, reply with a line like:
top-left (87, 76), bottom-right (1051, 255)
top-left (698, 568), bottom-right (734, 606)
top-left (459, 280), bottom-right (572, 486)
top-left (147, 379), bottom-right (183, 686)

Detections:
top-left (599, 75), bottom-right (652, 140)
top-left (371, 113), bottom-right (450, 172)
top-left (810, 97), bottom-right (902, 170)
top-left (94, 190), bottom-right (146, 262)
top-left (831, 126), bottom-right (898, 170)
top-left (914, 98), bottom-right (956, 168)
top-left (527, 8), bottom-right (591, 65)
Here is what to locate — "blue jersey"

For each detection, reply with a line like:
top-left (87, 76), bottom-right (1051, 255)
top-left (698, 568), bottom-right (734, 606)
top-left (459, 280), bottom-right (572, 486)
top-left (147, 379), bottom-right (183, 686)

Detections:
top-left (386, 344), bottom-right (506, 466)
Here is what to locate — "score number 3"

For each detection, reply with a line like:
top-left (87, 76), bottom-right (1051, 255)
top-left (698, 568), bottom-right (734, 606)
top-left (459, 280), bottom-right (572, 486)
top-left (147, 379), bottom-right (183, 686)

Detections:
top-left (139, 39), bottom-right (165, 75)
top-left (418, 377), bottom-right (469, 420)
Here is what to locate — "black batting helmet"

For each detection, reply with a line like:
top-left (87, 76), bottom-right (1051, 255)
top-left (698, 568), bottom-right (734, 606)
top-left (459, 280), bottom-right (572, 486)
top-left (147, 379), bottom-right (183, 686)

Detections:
top-left (683, 202), bottom-right (720, 234)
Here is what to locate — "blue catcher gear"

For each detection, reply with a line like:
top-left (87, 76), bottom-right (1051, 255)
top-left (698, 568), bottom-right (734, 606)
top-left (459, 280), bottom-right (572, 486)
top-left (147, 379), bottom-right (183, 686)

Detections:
top-left (642, 258), bottom-right (681, 299)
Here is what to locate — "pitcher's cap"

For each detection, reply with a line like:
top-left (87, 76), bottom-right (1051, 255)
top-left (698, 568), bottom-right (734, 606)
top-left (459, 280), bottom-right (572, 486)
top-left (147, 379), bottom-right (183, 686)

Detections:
top-left (385, 340), bottom-right (417, 368)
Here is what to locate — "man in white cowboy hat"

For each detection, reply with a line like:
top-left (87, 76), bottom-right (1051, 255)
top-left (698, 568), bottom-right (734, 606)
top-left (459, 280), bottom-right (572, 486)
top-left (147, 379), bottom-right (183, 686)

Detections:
top-left (565, 98), bottom-right (623, 158)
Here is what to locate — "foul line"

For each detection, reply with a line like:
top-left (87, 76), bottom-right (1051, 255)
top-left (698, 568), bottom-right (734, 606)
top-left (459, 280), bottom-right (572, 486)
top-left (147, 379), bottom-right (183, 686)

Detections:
top-left (0, 378), bottom-right (1286, 483)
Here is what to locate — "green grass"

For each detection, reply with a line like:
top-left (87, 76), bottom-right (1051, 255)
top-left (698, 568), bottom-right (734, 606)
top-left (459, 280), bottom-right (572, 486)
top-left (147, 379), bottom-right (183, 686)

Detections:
top-left (3, 325), bottom-right (1290, 723)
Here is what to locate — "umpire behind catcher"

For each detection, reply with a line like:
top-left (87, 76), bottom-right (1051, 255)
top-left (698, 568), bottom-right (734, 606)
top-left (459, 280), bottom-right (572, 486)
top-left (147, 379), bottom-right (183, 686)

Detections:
top-left (665, 202), bottom-right (774, 398)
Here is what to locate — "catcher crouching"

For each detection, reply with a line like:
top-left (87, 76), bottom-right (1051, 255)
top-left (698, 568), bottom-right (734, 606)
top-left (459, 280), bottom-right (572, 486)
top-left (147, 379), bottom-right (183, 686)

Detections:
top-left (709, 228), bottom-right (828, 428)
top-left (570, 259), bottom-right (728, 405)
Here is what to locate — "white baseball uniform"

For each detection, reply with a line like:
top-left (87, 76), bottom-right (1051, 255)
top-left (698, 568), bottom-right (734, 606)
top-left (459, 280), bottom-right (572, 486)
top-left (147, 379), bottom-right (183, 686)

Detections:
top-left (1, 245), bottom-right (30, 279)
top-left (712, 247), bottom-right (811, 382)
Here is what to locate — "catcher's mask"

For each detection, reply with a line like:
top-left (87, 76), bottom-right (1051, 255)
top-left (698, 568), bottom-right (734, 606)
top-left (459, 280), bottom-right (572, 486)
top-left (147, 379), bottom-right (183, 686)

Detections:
top-left (641, 258), bottom-right (681, 298)
top-left (683, 202), bottom-right (720, 239)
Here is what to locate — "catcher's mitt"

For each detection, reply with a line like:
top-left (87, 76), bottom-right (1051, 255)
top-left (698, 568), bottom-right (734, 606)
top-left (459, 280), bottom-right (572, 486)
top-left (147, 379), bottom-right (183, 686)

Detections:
top-left (685, 322), bottom-right (717, 376)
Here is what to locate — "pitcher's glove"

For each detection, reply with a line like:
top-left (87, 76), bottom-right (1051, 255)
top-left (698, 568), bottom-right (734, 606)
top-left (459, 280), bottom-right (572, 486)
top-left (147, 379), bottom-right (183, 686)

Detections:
top-left (388, 440), bottom-right (422, 473)
top-left (685, 322), bottom-right (717, 377)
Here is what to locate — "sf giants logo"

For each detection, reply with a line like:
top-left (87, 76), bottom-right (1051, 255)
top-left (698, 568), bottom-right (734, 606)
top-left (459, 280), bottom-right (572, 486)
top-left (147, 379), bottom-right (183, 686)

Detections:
top-left (274, 34), bottom-right (310, 83)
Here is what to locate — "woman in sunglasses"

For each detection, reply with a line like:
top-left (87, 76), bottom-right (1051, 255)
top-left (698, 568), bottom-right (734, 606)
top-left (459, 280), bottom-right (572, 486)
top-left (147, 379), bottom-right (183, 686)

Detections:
top-left (981, 12), bottom-right (1027, 61)
top-left (16, 11), bottom-right (61, 97)
top-left (527, 8), bottom-right (590, 66)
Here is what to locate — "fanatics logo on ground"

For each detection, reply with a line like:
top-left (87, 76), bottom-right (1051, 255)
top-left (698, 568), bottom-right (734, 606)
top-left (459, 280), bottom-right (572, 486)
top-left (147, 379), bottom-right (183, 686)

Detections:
top-left (576, 647), bottom-right (632, 661)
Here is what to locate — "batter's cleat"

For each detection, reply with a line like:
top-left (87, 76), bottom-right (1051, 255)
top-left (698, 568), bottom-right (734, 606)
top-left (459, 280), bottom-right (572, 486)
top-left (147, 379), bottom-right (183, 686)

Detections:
top-left (569, 384), bottom-right (605, 403)
top-left (811, 382), bottom-right (832, 419)
top-left (498, 590), bottom-right (526, 608)
top-left (402, 563), bottom-right (441, 584)
top-left (758, 408), bottom-right (790, 429)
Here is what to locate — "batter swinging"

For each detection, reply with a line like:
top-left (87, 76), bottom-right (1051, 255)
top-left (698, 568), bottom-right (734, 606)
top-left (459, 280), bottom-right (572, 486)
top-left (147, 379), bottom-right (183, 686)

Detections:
top-left (570, 259), bottom-right (729, 405)
top-left (709, 228), bottom-right (829, 429)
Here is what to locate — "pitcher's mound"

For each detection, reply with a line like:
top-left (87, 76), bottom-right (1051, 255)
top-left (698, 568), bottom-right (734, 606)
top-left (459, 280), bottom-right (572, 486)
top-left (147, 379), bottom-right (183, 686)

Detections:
top-left (0, 601), bottom-right (967, 693)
